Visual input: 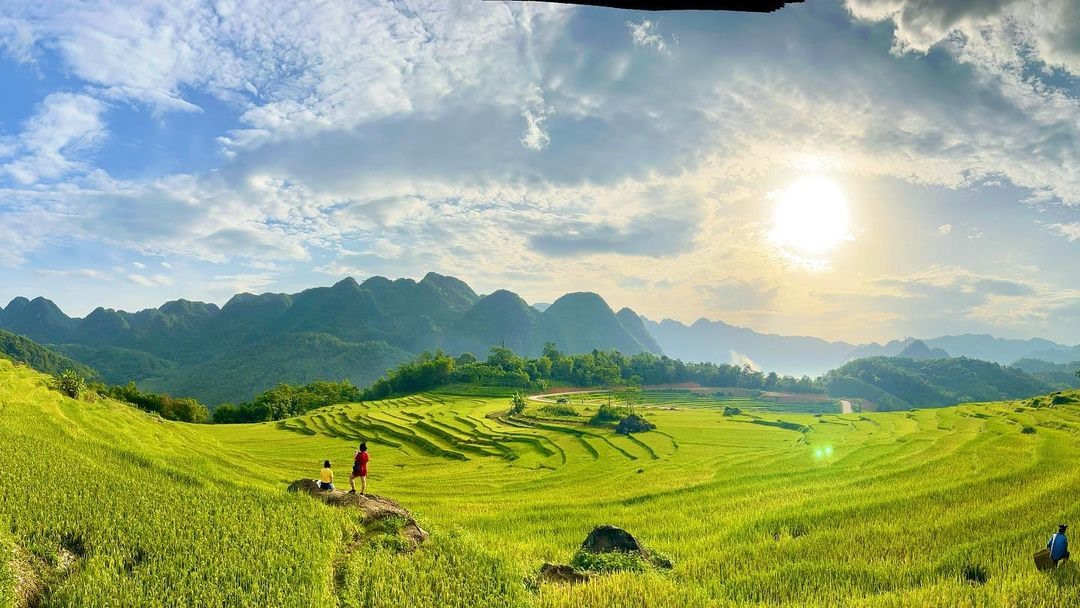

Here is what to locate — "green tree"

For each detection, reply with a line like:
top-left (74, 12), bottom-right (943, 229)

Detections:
top-left (486, 346), bottom-right (524, 372)
top-left (508, 391), bottom-right (527, 416)
top-left (614, 386), bottom-right (644, 414)
top-left (52, 369), bottom-right (87, 399)
top-left (764, 371), bottom-right (779, 391)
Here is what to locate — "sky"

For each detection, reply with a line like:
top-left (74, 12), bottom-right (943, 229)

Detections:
top-left (1, 0), bottom-right (1079, 345)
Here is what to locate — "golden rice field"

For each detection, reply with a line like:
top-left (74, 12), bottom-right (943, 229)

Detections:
top-left (2, 357), bottom-right (1080, 607)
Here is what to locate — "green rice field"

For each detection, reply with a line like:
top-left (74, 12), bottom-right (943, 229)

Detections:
top-left (2, 358), bottom-right (1080, 607)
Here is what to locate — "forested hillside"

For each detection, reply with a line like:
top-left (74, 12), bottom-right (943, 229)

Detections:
top-left (1012, 359), bottom-right (1080, 390)
top-left (0, 329), bottom-right (94, 377)
top-left (0, 274), bottom-right (659, 404)
top-left (822, 356), bottom-right (1061, 410)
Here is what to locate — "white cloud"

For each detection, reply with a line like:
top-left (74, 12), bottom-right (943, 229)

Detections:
top-left (520, 86), bottom-right (553, 151)
top-left (127, 273), bottom-right (172, 287)
top-left (848, 1), bottom-right (1080, 75)
top-left (2, 93), bottom-right (106, 185)
top-left (37, 268), bottom-right (110, 280)
top-left (0, 16), bottom-right (35, 62)
top-left (626, 19), bottom-right (668, 54)
top-left (2, 0), bottom-right (571, 147)
top-left (207, 273), bottom-right (278, 295)
top-left (937, 223), bottom-right (952, 235)
top-left (1046, 222), bottom-right (1080, 242)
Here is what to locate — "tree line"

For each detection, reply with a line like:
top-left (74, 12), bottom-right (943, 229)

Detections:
top-left (359, 343), bottom-right (822, 400)
top-left (53, 342), bottom-right (824, 424)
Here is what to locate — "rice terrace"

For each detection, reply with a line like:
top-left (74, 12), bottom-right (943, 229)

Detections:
top-left (3, 353), bottom-right (1080, 607)
top-left (4, 0), bottom-right (1080, 606)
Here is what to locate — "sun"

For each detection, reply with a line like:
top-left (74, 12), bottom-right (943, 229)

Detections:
top-left (769, 176), bottom-right (851, 257)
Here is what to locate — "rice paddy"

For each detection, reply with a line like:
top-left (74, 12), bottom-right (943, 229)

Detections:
top-left (3, 358), bottom-right (1080, 607)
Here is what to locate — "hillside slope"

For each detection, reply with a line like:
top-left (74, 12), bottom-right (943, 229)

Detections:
top-left (0, 329), bottom-right (94, 377)
top-left (4, 361), bottom-right (1080, 607)
top-left (138, 332), bottom-right (413, 405)
top-left (2, 274), bottom-right (658, 404)
top-left (823, 356), bottom-right (1054, 410)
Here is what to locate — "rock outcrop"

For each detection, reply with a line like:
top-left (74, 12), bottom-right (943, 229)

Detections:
top-left (615, 414), bottom-right (655, 435)
top-left (579, 524), bottom-right (673, 569)
top-left (581, 524), bottom-right (642, 554)
top-left (287, 479), bottom-right (429, 547)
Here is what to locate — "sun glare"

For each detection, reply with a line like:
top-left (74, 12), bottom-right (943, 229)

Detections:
top-left (770, 176), bottom-right (851, 258)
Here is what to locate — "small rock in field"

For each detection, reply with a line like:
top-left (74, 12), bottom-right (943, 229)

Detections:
top-left (539, 562), bottom-right (589, 584)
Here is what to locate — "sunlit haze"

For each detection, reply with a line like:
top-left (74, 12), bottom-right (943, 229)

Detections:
top-left (770, 176), bottom-right (851, 263)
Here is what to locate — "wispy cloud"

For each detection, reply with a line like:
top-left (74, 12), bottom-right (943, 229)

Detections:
top-left (2, 93), bottom-right (106, 184)
top-left (1046, 222), bottom-right (1080, 241)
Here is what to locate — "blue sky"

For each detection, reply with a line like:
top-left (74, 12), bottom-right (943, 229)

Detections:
top-left (1, 0), bottom-right (1078, 344)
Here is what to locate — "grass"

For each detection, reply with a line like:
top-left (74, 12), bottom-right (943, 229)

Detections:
top-left (3, 358), bottom-right (1080, 606)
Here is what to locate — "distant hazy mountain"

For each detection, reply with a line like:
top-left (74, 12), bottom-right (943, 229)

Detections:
top-left (847, 334), bottom-right (1066, 364)
top-left (1024, 345), bottom-right (1080, 364)
top-left (642, 317), bottom-right (854, 377)
top-left (1, 273), bottom-right (657, 404)
top-left (646, 317), bottom-right (1076, 376)
top-left (896, 339), bottom-right (949, 360)
top-left (1012, 358), bottom-right (1080, 390)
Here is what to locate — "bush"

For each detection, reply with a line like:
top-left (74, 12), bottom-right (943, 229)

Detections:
top-left (52, 369), bottom-right (87, 399)
top-left (588, 404), bottom-right (630, 426)
top-left (539, 403), bottom-right (578, 417)
top-left (722, 406), bottom-right (742, 416)
top-left (570, 549), bottom-right (648, 573)
top-left (210, 380), bottom-right (361, 423)
top-left (508, 392), bottom-right (528, 416)
top-left (568, 547), bottom-right (673, 573)
top-left (101, 382), bottom-right (210, 423)
top-left (1021, 426), bottom-right (1037, 434)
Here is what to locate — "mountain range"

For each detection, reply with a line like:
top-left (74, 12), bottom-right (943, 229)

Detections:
top-left (2, 272), bottom-right (1077, 404)
top-left (0, 274), bottom-right (659, 404)
top-left (644, 318), bottom-right (1079, 376)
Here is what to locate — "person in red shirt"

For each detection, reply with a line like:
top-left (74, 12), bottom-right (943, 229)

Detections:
top-left (349, 442), bottom-right (369, 495)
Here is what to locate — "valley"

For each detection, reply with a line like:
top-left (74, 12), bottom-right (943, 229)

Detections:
top-left (4, 359), bottom-right (1080, 607)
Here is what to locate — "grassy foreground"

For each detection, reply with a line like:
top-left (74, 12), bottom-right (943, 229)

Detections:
top-left (2, 359), bottom-right (1080, 607)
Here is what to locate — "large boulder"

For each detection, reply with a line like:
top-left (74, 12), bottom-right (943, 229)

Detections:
top-left (287, 479), bottom-right (429, 547)
top-left (615, 414), bottom-right (655, 435)
top-left (578, 525), bottom-right (673, 570)
top-left (581, 524), bottom-right (642, 554)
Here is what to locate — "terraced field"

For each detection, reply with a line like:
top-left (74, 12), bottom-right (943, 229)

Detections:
top-left (537, 388), bottom-right (840, 415)
top-left (4, 358), bottom-right (1080, 607)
